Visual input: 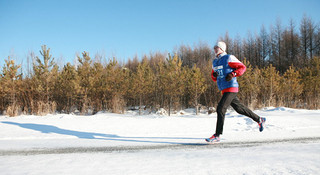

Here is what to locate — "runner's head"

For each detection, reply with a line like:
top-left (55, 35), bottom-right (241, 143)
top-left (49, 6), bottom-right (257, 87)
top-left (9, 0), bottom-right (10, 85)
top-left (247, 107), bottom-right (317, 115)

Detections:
top-left (214, 41), bottom-right (226, 56)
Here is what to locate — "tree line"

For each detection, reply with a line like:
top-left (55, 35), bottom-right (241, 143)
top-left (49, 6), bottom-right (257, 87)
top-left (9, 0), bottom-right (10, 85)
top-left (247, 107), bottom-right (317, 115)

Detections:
top-left (1, 15), bottom-right (319, 116)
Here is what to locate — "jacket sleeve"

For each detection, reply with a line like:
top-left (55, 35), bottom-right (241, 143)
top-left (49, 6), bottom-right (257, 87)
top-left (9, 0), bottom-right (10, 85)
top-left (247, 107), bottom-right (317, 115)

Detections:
top-left (211, 69), bottom-right (217, 82)
top-left (227, 55), bottom-right (246, 77)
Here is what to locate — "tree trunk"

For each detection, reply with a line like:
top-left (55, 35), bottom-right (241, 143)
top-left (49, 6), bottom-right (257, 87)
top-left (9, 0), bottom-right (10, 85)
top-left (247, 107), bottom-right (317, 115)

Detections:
top-left (139, 94), bottom-right (142, 115)
top-left (168, 96), bottom-right (171, 116)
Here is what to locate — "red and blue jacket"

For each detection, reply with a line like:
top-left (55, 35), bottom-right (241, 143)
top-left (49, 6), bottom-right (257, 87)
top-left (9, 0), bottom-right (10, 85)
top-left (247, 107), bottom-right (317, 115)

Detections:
top-left (211, 52), bottom-right (246, 94)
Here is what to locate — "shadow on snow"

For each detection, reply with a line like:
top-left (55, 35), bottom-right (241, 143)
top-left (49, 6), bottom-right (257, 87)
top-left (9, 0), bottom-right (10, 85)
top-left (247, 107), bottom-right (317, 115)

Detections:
top-left (1, 121), bottom-right (203, 145)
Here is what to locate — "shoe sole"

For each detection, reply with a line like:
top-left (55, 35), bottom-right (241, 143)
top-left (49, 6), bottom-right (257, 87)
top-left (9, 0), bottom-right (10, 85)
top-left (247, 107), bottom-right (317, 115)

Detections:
top-left (205, 139), bottom-right (220, 144)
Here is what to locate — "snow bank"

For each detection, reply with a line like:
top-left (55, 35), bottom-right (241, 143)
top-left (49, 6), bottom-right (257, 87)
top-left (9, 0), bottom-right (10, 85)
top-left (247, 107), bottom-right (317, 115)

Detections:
top-left (0, 107), bottom-right (320, 175)
top-left (0, 107), bottom-right (319, 150)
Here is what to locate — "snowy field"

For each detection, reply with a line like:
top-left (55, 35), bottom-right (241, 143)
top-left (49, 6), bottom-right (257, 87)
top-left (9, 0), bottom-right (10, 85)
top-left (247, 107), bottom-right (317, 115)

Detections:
top-left (0, 107), bottom-right (320, 175)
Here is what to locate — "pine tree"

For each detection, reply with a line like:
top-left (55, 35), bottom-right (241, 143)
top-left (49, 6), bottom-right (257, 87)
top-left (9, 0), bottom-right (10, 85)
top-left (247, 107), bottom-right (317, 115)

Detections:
top-left (90, 62), bottom-right (107, 113)
top-left (105, 58), bottom-right (128, 113)
top-left (259, 24), bottom-right (270, 66)
top-left (1, 57), bottom-right (22, 116)
top-left (270, 19), bottom-right (284, 72)
top-left (300, 14), bottom-right (310, 61)
top-left (187, 64), bottom-right (206, 115)
top-left (301, 57), bottom-right (320, 109)
top-left (161, 53), bottom-right (184, 116)
top-left (0, 64), bottom-right (2, 113)
top-left (260, 64), bottom-right (281, 107)
top-left (288, 19), bottom-right (301, 66)
top-left (77, 51), bottom-right (93, 114)
top-left (243, 32), bottom-right (256, 66)
top-left (33, 45), bottom-right (57, 103)
top-left (280, 66), bottom-right (302, 108)
top-left (30, 45), bottom-right (58, 115)
top-left (54, 63), bottom-right (78, 113)
top-left (132, 58), bottom-right (154, 115)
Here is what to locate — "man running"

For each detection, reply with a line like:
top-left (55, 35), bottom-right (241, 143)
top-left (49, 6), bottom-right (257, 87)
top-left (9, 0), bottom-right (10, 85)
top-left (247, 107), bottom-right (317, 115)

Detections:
top-left (206, 41), bottom-right (266, 143)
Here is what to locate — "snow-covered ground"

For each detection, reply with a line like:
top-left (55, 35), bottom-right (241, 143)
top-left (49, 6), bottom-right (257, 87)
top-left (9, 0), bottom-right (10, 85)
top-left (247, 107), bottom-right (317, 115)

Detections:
top-left (0, 107), bottom-right (320, 175)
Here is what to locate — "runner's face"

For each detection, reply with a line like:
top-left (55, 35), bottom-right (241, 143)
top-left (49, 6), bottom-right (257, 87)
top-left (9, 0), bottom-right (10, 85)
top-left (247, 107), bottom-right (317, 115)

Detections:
top-left (214, 46), bottom-right (221, 55)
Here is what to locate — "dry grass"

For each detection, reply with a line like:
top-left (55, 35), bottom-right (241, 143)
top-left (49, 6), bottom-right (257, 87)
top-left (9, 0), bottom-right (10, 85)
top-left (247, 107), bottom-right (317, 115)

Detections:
top-left (36, 101), bottom-right (56, 116)
top-left (6, 103), bottom-right (21, 117)
top-left (110, 94), bottom-right (125, 114)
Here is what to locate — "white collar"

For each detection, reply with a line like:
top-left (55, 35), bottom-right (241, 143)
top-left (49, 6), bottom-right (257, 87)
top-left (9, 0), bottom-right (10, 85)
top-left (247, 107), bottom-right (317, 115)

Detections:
top-left (216, 52), bottom-right (227, 59)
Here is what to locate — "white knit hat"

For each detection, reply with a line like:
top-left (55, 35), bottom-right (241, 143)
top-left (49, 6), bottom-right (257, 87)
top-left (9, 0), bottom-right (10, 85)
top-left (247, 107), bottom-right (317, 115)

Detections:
top-left (215, 41), bottom-right (226, 52)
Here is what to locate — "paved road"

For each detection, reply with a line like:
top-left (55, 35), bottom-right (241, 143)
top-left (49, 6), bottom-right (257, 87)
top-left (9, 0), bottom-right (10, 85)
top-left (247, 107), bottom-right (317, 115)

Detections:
top-left (1, 137), bottom-right (319, 156)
